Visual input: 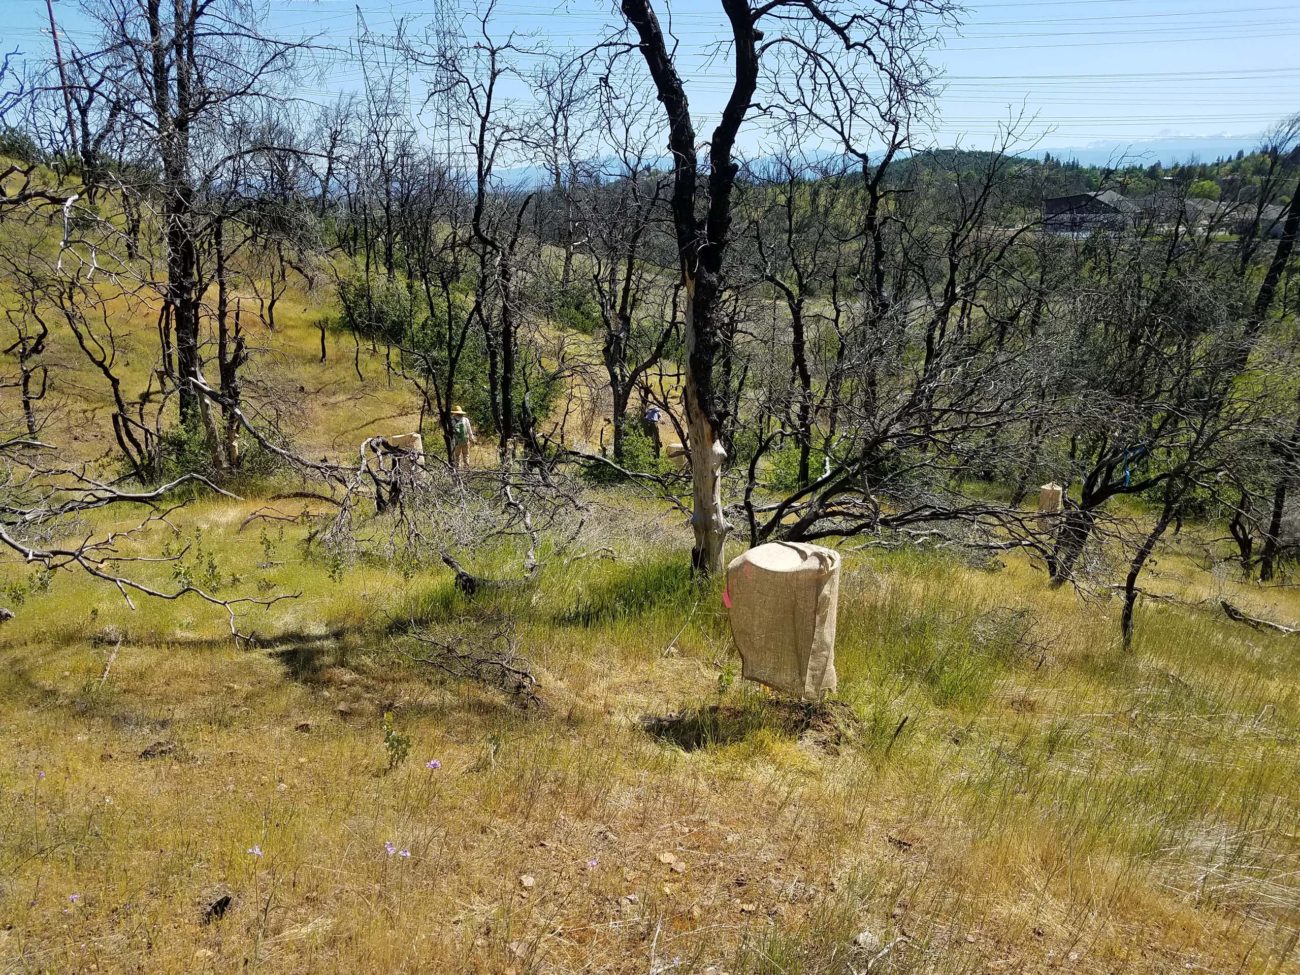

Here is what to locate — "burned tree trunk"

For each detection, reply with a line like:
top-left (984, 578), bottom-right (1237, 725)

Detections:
top-left (620, 0), bottom-right (759, 574)
top-left (1259, 398), bottom-right (1300, 582)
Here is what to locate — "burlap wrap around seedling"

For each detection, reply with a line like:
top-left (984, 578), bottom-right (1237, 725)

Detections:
top-left (1038, 482), bottom-right (1064, 513)
top-left (725, 542), bottom-right (841, 701)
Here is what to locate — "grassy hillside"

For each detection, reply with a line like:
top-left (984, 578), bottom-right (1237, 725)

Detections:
top-left (10, 281), bottom-right (426, 467)
top-left (1, 479), bottom-right (1298, 972)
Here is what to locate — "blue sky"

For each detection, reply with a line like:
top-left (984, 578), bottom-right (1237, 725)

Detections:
top-left (6, 0), bottom-right (1299, 161)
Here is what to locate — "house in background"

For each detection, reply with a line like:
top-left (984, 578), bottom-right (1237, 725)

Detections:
top-left (1232, 203), bottom-right (1288, 240)
top-left (1043, 189), bottom-right (1138, 234)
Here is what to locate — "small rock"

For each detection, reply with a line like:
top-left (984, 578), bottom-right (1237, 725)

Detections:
top-left (202, 894), bottom-right (233, 924)
top-left (853, 929), bottom-right (881, 950)
top-left (278, 916), bottom-right (334, 941)
top-left (622, 893), bottom-right (639, 905)
top-left (139, 740), bottom-right (177, 760)
top-left (657, 852), bottom-right (676, 865)
top-left (739, 902), bottom-right (757, 913)
top-left (519, 875), bottom-right (535, 890)
top-left (295, 721), bottom-right (313, 733)
top-left (194, 948), bottom-right (215, 960)
top-left (670, 860), bottom-right (686, 874)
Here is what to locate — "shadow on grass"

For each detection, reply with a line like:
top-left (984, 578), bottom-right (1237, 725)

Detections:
top-left (0, 657), bottom-right (179, 732)
top-left (266, 632), bottom-right (350, 683)
top-left (642, 698), bottom-right (857, 752)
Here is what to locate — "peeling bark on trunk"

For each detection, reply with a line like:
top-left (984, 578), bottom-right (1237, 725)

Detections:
top-left (620, 0), bottom-right (755, 574)
top-left (683, 275), bottom-right (729, 573)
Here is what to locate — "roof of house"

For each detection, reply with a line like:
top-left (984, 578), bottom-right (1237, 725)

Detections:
top-left (1092, 190), bottom-right (1138, 213)
top-left (1043, 189), bottom-right (1137, 215)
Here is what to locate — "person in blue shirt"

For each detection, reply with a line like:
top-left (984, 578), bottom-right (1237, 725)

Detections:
top-left (641, 403), bottom-right (663, 457)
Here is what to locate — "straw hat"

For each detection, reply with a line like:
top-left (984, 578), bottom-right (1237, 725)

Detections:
top-left (450, 406), bottom-right (467, 416)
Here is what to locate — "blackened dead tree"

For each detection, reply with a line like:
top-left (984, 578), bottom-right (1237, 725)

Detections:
top-left (1259, 392), bottom-right (1300, 582)
top-left (426, 6), bottom-right (537, 458)
top-left (1116, 373), bottom-right (1274, 647)
top-left (397, 156), bottom-right (479, 462)
top-left (78, 0), bottom-right (306, 433)
top-left (747, 150), bottom-right (846, 488)
top-left (740, 130), bottom-right (1049, 549)
top-left (0, 245), bottom-right (52, 439)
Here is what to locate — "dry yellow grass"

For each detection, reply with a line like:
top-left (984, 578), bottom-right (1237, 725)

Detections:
top-left (1, 489), bottom-right (1297, 973)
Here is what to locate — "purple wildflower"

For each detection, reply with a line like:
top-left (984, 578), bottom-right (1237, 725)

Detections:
top-left (384, 841), bottom-right (396, 856)
top-left (399, 848), bottom-right (411, 858)
top-left (247, 845), bottom-right (263, 857)
top-left (68, 893), bottom-right (81, 904)
top-left (586, 858), bottom-right (599, 870)
top-left (37, 770), bottom-right (46, 781)
top-left (426, 759), bottom-right (442, 770)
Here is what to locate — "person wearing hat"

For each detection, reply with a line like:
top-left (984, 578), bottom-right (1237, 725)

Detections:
top-left (450, 406), bottom-right (476, 468)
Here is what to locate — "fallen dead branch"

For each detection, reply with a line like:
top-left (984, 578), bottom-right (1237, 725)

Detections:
top-left (1220, 600), bottom-right (1298, 635)
top-left (0, 455), bottom-right (297, 641)
top-left (1106, 585), bottom-right (1299, 639)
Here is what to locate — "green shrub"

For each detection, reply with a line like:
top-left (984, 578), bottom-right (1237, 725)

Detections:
top-left (0, 128), bottom-right (42, 165)
top-left (578, 420), bottom-right (670, 485)
top-left (766, 440), bottom-right (831, 490)
top-left (619, 422), bottom-right (664, 474)
top-left (336, 275), bottom-right (416, 344)
top-left (155, 415), bottom-right (287, 487)
top-left (551, 287), bottom-right (601, 335)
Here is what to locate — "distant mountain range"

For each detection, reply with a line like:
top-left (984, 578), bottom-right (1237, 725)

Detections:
top-left (1032, 135), bottom-right (1264, 167)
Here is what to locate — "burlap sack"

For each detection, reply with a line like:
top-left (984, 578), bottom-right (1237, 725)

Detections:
top-left (726, 542), bottom-right (840, 701)
top-left (387, 433), bottom-right (425, 457)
